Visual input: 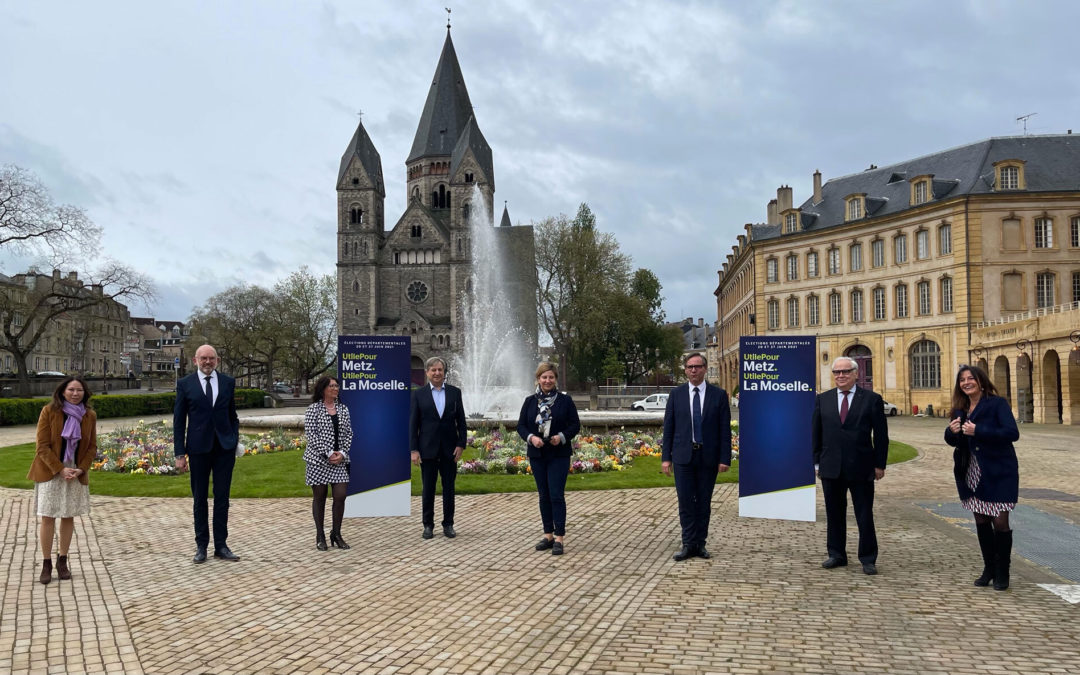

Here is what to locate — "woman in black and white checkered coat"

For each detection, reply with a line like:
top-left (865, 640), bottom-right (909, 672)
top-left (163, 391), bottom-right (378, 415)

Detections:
top-left (304, 376), bottom-right (353, 551)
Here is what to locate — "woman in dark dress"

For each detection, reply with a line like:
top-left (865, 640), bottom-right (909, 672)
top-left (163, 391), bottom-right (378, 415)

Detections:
top-left (303, 376), bottom-right (353, 550)
top-left (944, 365), bottom-right (1019, 590)
top-left (517, 362), bottom-right (580, 556)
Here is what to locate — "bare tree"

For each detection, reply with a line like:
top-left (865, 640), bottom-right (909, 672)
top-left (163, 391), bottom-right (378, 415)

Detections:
top-left (275, 267), bottom-right (337, 390)
top-left (0, 165), bottom-right (102, 262)
top-left (0, 264), bottom-right (154, 392)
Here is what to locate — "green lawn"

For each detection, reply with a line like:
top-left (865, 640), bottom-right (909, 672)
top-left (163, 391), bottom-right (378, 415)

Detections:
top-left (0, 441), bottom-right (917, 498)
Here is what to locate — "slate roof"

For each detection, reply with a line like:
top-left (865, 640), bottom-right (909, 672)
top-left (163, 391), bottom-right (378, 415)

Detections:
top-left (407, 32), bottom-right (476, 162)
top-left (450, 115), bottom-right (494, 189)
top-left (758, 134), bottom-right (1080, 242)
top-left (337, 120), bottom-right (385, 195)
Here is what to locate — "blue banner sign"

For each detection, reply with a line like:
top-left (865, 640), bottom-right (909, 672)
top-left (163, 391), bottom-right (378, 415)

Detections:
top-left (337, 335), bottom-right (411, 517)
top-left (738, 336), bottom-right (817, 521)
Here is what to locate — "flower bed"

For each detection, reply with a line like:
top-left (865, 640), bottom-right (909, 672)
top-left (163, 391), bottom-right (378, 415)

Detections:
top-left (459, 426), bottom-right (662, 475)
top-left (92, 420), bottom-right (304, 475)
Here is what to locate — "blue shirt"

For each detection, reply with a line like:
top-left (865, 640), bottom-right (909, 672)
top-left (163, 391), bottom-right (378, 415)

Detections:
top-left (430, 384), bottom-right (445, 417)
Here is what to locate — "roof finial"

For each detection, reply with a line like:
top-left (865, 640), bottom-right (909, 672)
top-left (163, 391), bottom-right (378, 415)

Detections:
top-left (445, 7), bottom-right (451, 30)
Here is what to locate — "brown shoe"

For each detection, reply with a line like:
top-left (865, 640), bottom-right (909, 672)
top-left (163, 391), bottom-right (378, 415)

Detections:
top-left (39, 559), bottom-right (52, 585)
top-left (56, 555), bottom-right (71, 580)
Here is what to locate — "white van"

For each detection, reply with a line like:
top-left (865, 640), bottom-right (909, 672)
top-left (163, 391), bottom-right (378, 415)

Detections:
top-left (630, 393), bottom-right (668, 411)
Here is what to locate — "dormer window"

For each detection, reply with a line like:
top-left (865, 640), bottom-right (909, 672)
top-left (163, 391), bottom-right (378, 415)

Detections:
top-left (845, 194), bottom-right (864, 221)
top-left (784, 212), bottom-right (798, 234)
top-left (911, 178), bottom-right (929, 205)
top-left (993, 159), bottom-right (1025, 190)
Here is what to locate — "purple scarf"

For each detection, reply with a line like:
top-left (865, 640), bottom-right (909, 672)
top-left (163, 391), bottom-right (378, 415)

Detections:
top-left (60, 401), bottom-right (86, 464)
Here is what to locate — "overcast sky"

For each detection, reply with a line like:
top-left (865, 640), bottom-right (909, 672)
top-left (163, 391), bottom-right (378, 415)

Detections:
top-left (2, 1), bottom-right (1078, 328)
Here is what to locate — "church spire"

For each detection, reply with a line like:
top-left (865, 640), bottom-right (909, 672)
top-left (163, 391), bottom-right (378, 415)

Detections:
top-left (407, 31), bottom-right (475, 163)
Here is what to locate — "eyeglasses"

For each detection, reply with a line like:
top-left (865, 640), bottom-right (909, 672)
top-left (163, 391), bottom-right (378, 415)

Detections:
top-left (685, 364), bottom-right (705, 370)
top-left (831, 368), bottom-right (855, 375)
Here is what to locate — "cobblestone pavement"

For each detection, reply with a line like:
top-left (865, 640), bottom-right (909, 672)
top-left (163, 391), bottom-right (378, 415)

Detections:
top-left (1, 416), bottom-right (1077, 674)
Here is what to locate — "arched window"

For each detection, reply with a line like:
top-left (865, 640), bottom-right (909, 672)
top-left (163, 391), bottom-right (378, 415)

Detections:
top-left (432, 184), bottom-right (450, 209)
top-left (349, 207), bottom-right (363, 224)
top-left (352, 280), bottom-right (359, 293)
top-left (766, 299), bottom-right (779, 329)
top-left (910, 340), bottom-right (941, 389)
top-left (463, 202), bottom-right (471, 221)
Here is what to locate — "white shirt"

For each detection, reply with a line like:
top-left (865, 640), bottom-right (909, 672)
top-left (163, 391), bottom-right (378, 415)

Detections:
top-left (687, 381), bottom-right (706, 412)
top-left (200, 370), bottom-right (219, 405)
top-left (836, 386), bottom-right (856, 414)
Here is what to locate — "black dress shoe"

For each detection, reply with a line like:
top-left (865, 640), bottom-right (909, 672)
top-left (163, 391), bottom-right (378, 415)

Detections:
top-left (315, 533), bottom-right (328, 551)
top-left (422, 526), bottom-right (434, 539)
top-left (552, 541), bottom-right (564, 556)
top-left (821, 557), bottom-right (847, 569)
top-left (193, 547), bottom-right (207, 564)
top-left (673, 546), bottom-right (694, 562)
top-left (696, 546), bottom-right (711, 559)
top-left (862, 563), bottom-right (878, 575)
top-left (443, 525), bottom-right (456, 538)
top-left (214, 547), bottom-right (240, 561)
top-left (535, 537), bottom-right (554, 551)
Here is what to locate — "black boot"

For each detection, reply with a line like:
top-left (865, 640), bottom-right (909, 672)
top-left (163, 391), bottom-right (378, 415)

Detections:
top-left (974, 523), bottom-right (995, 587)
top-left (329, 530), bottom-right (350, 550)
top-left (315, 532), bottom-right (328, 551)
top-left (993, 529), bottom-right (1012, 591)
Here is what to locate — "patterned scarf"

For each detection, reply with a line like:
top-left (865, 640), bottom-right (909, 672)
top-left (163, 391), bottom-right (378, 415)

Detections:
top-left (60, 401), bottom-right (86, 463)
top-left (534, 385), bottom-right (558, 438)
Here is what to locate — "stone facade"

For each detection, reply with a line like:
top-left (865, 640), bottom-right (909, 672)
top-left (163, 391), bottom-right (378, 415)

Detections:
top-left (716, 135), bottom-right (1080, 423)
top-left (336, 30), bottom-right (536, 381)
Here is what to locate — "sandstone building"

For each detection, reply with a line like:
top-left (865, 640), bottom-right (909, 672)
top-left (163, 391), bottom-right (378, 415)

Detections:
top-left (716, 134), bottom-right (1080, 424)
top-left (335, 29), bottom-right (537, 383)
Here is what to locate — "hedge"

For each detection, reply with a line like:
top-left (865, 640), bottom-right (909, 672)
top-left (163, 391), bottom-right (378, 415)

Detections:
top-left (0, 388), bottom-right (267, 426)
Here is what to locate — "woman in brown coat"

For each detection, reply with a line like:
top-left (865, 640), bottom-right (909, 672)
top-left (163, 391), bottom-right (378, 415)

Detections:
top-left (27, 377), bottom-right (97, 584)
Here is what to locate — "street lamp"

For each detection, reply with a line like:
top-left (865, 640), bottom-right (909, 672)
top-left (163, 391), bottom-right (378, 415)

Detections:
top-left (1016, 339), bottom-right (1031, 423)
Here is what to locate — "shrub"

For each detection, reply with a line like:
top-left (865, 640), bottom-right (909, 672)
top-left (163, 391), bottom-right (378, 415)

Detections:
top-left (0, 388), bottom-right (266, 426)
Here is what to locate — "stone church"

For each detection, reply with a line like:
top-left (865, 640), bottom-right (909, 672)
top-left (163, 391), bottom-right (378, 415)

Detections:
top-left (335, 28), bottom-right (537, 383)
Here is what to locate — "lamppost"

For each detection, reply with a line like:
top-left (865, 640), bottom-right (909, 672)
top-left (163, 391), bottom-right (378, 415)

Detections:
top-left (1016, 339), bottom-right (1031, 423)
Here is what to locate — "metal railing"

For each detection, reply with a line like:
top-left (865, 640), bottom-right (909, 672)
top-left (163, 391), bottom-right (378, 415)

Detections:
top-left (974, 300), bottom-right (1079, 328)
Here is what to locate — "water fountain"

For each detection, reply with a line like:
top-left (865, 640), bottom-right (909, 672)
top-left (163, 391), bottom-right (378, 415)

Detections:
top-left (451, 185), bottom-right (534, 416)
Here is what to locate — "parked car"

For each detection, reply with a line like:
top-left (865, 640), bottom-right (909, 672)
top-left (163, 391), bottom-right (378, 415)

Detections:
top-left (630, 393), bottom-right (668, 411)
top-left (34, 370), bottom-right (67, 377)
top-left (882, 400), bottom-right (898, 416)
top-left (271, 382), bottom-right (292, 394)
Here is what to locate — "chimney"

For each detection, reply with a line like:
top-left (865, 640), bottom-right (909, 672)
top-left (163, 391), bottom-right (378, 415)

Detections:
top-left (777, 185), bottom-right (793, 213)
top-left (698, 318), bottom-right (704, 328)
top-left (52, 269), bottom-right (61, 280)
top-left (91, 284), bottom-right (103, 297)
top-left (813, 170), bottom-right (823, 204)
top-left (767, 199), bottom-right (778, 225)
top-left (68, 271), bottom-right (78, 282)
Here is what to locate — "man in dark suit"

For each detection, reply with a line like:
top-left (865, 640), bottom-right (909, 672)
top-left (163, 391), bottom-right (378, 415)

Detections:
top-left (811, 356), bottom-right (889, 575)
top-left (173, 344), bottom-right (241, 563)
top-left (662, 352), bottom-right (732, 561)
top-left (409, 356), bottom-right (467, 539)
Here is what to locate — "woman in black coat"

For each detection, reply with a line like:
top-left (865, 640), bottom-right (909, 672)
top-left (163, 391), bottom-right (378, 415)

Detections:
top-left (517, 362), bottom-right (580, 556)
top-left (944, 365), bottom-right (1019, 590)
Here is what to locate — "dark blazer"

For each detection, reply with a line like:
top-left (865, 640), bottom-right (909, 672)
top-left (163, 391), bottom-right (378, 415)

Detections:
top-left (661, 383), bottom-right (732, 466)
top-left (173, 372), bottom-right (240, 456)
top-left (811, 387), bottom-right (889, 481)
top-left (944, 395), bottom-right (1019, 503)
top-left (28, 405), bottom-right (98, 485)
top-left (303, 402), bottom-right (353, 465)
top-left (409, 384), bottom-right (468, 460)
top-left (517, 391), bottom-right (581, 459)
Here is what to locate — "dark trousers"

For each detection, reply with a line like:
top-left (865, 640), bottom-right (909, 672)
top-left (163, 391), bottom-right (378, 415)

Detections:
top-left (530, 453), bottom-right (570, 536)
top-left (420, 450), bottom-right (457, 528)
top-left (673, 449), bottom-right (718, 548)
top-left (188, 437), bottom-right (235, 551)
top-left (821, 475), bottom-right (877, 564)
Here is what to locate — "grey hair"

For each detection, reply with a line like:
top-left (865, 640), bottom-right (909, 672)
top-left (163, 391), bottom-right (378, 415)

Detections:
top-left (424, 356), bottom-right (447, 371)
top-left (831, 356), bottom-right (858, 375)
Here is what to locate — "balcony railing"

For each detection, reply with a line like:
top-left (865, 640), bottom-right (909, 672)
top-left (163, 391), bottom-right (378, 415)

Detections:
top-left (974, 300), bottom-right (1080, 328)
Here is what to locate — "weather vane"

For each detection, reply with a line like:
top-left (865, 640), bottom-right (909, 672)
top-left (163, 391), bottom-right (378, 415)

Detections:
top-left (446, 7), bottom-right (451, 30)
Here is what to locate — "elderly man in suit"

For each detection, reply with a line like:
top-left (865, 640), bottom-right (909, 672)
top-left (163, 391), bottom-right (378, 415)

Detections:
top-left (662, 352), bottom-right (732, 561)
top-left (174, 344), bottom-right (241, 564)
top-left (811, 356), bottom-right (890, 575)
top-left (409, 356), bottom-right (468, 540)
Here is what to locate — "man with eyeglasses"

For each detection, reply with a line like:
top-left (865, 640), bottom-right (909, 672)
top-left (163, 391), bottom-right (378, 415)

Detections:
top-left (811, 356), bottom-right (889, 575)
top-left (661, 353), bottom-right (732, 561)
